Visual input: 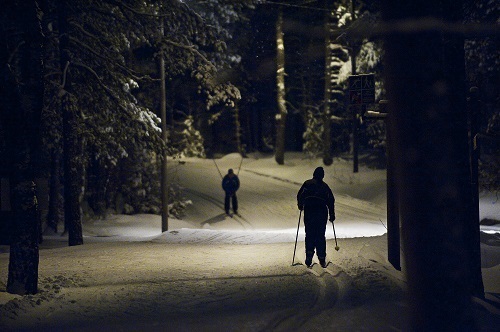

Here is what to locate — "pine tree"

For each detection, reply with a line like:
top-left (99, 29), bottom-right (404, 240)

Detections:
top-left (323, 1), bottom-right (350, 165)
top-left (275, 8), bottom-right (287, 165)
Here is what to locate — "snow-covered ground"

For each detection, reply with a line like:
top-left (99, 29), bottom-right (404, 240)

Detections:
top-left (0, 153), bottom-right (499, 331)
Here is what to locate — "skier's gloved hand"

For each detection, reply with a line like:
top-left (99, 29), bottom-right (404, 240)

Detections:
top-left (298, 204), bottom-right (303, 211)
top-left (330, 215), bottom-right (335, 223)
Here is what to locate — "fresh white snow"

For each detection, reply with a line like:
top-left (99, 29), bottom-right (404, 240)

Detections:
top-left (0, 152), bottom-right (499, 331)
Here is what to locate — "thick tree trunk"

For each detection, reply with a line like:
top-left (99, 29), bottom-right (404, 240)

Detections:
top-left (58, 0), bottom-right (83, 246)
top-left (275, 8), bottom-right (286, 165)
top-left (43, 0), bottom-right (64, 234)
top-left (62, 94), bottom-right (84, 246)
top-left (8, 182), bottom-right (40, 295)
top-left (3, 0), bottom-right (44, 295)
top-left (382, 0), bottom-right (482, 329)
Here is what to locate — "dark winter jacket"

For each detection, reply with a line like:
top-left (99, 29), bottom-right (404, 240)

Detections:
top-left (297, 178), bottom-right (335, 221)
top-left (222, 174), bottom-right (240, 195)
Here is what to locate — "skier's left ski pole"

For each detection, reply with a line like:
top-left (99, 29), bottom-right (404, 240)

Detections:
top-left (292, 210), bottom-right (302, 265)
top-left (332, 220), bottom-right (339, 251)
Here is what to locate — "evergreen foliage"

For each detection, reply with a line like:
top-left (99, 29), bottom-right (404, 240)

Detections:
top-left (38, 0), bottom-right (255, 221)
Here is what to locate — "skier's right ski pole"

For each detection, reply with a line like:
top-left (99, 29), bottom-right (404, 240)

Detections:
top-left (332, 220), bottom-right (339, 251)
top-left (292, 210), bottom-right (302, 265)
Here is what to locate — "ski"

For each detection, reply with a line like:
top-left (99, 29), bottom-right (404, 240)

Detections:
top-left (322, 262), bottom-right (343, 277)
top-left (293, 261), bottom-right (324, 277)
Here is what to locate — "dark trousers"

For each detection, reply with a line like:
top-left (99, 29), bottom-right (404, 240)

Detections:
top-left (224, 193), bottom-right (238, 214)
top-left (304, 205), bottom-right (328, 258)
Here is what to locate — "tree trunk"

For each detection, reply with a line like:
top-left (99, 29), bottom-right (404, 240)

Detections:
top-left (274, 8), bottom-right (287, 165)
top-left (323, 0), bottom-right (333, 166)
top-left (3, 0), bottom-right (44, 295)
top-left (47, 150), bottom-right (63, 233)
top-left (350, 0), bottom-right (359, 173)
top-left (382, 0), bottom-right (481, 329)
top-left (43, 0), bottom-right (64, 235)
top-left (160, 20), bottom-right (169, 232)
top-left (58, 0), bottom-right (83, 246)
top-left (324, 2), bottom-right (349, 162)
top-left (233, 103), bottom-right (244, 156)
top-left (62, 94), bottom-right (84, 246)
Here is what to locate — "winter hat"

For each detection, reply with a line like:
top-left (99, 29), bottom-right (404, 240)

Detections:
top-left (228, 169), bottom-right (234, 174)
top-left (313, 167), bottom-right (324, 180)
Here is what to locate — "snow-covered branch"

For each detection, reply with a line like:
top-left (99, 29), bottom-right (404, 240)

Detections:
top-left (164, 39), bottom-right (217, 71)
top-left (68, 36), bottom-right (150, 82)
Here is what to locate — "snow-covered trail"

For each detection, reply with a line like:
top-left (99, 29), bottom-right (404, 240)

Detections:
top-left (0, 235), bottom-right (406, 332)
top-left (1, 153), bottom-right (498, 331)
top-left (175, 154), bottom-right (387, 237)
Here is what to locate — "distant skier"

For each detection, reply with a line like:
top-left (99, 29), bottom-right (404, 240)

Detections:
top-left (297, 167), bottom-right (335, 268)
top-left (222, 168), bottom-right (240, 216)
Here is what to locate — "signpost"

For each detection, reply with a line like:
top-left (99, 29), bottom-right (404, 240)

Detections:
top-left (349, 74), bottom-right (375, 105)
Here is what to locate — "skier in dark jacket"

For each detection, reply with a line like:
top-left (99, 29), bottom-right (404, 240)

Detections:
top-left (297, 167), bottom-right (335, 267)
top-left (222, 169), bottom-right (240, 215)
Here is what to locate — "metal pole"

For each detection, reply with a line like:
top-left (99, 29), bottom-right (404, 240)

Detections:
top-left (292, 210), bottom-right (302, 265)
top-left (332, 221), bottom-right (339, 251)
top-left (212, 158), bottom-right (224, 180)
top-left (237, 154), bottom-right (244, 176)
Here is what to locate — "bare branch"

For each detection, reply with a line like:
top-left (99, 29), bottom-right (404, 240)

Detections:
top-left (69, 21), bottom-right (98, 40)
top-left (7, 41), bottom-right (25, 65)
top-left (61, 61), bottom-right (70, 90)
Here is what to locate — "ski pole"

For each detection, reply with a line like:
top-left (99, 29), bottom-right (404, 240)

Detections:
top-left (236, 154), bottom-right (244, 176)
top-left (332, 220), bottom-right (339, 251)
top-left (212, 158), bottom-right (223, 179)
top-left (292, 210), bottom-right (302, 265)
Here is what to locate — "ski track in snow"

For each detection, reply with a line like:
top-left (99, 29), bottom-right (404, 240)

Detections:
top-left (266, 261), bottom-right (356, 331)
top-left (0, 241), bottom-right (360, 331)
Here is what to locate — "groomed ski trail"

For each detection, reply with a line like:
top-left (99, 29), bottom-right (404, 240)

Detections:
top-left (264, 261), bottom-right (353, 331)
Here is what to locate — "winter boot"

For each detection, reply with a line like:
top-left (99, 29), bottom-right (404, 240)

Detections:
top-left (305, 252), bottom-right (314, 267)
top-left (319, 257), bottom-right (327, 268)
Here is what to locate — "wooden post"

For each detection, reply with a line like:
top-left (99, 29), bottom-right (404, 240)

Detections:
top-left (352, 106), bottom-right (359, 173)
top-left (467, 86), bottom-right (484, 297)
top-left (382, 0), bottom-right (479, 329)
top-left (365, 101), bottom-right (401, 271)
top-left (384, 101), bottom-right (400, 270)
